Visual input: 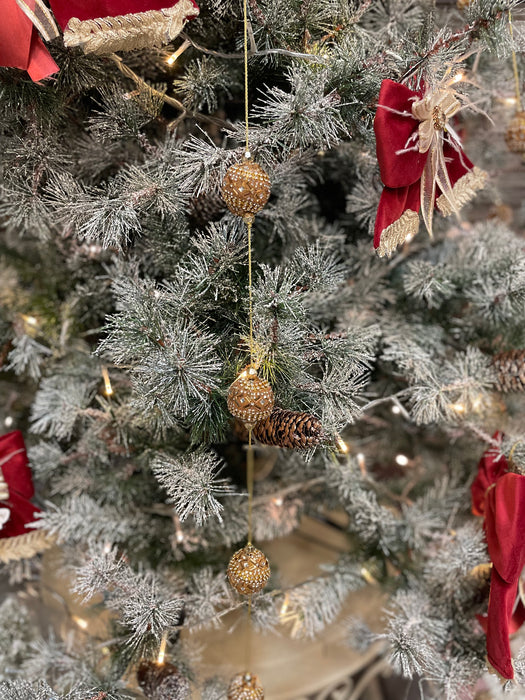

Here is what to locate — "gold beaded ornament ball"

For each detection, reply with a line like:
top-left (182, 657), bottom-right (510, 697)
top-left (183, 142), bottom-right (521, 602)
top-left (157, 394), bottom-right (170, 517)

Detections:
top-left (227, 366), bottom-right (274, 428)
top-left (227, 672), bottom-right (265, 700)
top-left (505, 112), bottom-right (525, 154)
top-left (221, 159), bottom-right (271, 223)
top-left (227, 544), bottom-right (271, 595)
top-left (456, 0), bottom-right (470, 9)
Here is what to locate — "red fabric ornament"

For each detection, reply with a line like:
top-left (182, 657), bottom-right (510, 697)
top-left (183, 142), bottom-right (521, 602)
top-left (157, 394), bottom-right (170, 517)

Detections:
top-left (0, 0), bottom-right (58, 81)
top-left (471, 434), bottom-right (525, 679)
top-left (0, 430), bottom-right (51, 563)
top-left (48, 0), bottom-right (200, 54)
top-left (373, 78), bottom-right (486, 257)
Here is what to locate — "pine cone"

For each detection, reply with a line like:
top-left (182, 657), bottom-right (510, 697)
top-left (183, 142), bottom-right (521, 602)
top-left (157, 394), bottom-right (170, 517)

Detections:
top-left (188, 192), bottom-right (226, 227)
top-left (492, 350), bottom-right (525, 393)
top-left (137, 661), bottom-right (190, 700)
top-left (253, 407), bottom-right (324, 449)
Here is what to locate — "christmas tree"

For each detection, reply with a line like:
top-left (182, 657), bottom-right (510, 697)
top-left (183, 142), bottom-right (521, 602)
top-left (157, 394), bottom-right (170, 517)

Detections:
top-left (1, 0), bottom-right (525, 698)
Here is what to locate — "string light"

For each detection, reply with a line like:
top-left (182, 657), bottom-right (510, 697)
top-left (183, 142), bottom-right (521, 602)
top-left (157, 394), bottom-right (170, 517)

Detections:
top-left (101, 367), bottom-right (113, 397)
top-left (4, 416), bottom-right (13, 428)
top-left (391, 405), bottom-right (401, 415)
top-left (279, 595), bottom-right (290, 619)
top-left (166, 39), bottom-right (191, 65)
top-left (21, 314), bottom-right (38, 330)
top-left (273, 497), bottom-right (283, 507)
top-left (450, 402), bottom-right (466, 414)
top-left (360, 567), bottom-right (377, 585)
top-left (336, 434), bottom-right (349, 453)
top-left (395, 454), bottom-right (409, 467)
top-left (73, 616), bottom-right (88, 630)
top-left (452, 72), bottom-right (464, 84)
top-left (157, 631), bottom-right (168, 665)
top-left (503, 97), bottom-right (518, 107)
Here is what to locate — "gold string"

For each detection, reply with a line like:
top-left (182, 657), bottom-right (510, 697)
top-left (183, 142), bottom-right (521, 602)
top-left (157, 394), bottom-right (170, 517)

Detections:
top-left (247, 427), bottom-right (254, 545)
top-left (243, 0), bottom-right (255, 675)
top-left (247, 220), bottom-right (254, 365)
top-left (244, 0), bottom-right (250, 155)
top-left (509, 10), bottom-right (523, 113)
top-left (245, 594), bottom-right (253, 670)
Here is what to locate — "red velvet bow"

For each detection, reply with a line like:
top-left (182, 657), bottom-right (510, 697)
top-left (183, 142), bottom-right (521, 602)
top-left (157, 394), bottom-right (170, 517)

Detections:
top-left (0, 430), bottom-right (50, 563)
top-left (373, 79), bottom-right (486, 257)
top-left (0, 0), bottom-right (58, 82)
top-left (471, 433), bottom-right (525, 679)
top-left (0, 430), bottom-right (40, 539)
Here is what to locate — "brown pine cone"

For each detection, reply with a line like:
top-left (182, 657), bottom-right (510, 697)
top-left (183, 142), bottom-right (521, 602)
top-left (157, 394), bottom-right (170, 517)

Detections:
top-left (137, 661), bottom-right (190, 700)
top-left (188, 191), bottom-right (226, 227)
top-left (253, 407), bottom-right (324, 449)
top-left (492, 350), bottom-right (525, 393)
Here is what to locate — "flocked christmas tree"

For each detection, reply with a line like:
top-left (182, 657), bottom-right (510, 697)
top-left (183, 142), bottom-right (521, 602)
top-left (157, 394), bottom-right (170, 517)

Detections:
top-left (1, 0), bottom-right (525, 699)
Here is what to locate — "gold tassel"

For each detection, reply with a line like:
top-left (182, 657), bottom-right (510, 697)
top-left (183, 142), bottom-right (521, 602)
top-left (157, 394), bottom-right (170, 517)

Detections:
top-left (63, 0), bottom-right (200, 55)
top-left (0, 529), bottom-right (54, 563)
top-left (436, 167), bottom-right (487, 216)
top-left (377, 209), bottom-right (420, 258)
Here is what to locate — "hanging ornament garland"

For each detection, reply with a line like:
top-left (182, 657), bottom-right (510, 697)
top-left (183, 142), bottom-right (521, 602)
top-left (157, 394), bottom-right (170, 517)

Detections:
top-left (220, 0), bottom-right (273, 694)
top-left (505, 10), bottom-right (525, 155)
top-left (47, 0), bottom-right (200, 55)
top-left (0, 0), bottom-right (59, 81)
top-left (227, 671), bottom-right (265, 700)
top-left (373, 75), bottom-right (487, 257)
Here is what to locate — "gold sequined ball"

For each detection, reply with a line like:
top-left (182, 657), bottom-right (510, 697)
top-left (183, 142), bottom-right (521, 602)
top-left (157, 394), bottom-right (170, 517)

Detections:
top-left (227, 544), bottom-right (270, 595)
top-left (227, 366), bottom-right (274, 427)
top-left (505, 112), bottom-right (525, 154)
top-left (227, 672), bottom-right (264, 700)
top-left (221, 159), bottom-right (271, 223)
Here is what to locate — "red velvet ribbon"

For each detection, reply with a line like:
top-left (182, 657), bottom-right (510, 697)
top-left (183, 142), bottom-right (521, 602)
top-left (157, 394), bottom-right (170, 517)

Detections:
top-left (48, 0), bottom-right (199, 28)
top-left (0, 431), bottom-right (41, 540)
top-left (0, 0), bottom-right (58, 81)
top-left (373, 79), bottom-right (475, 250)
top-left (471, 433), bottom-right (525, 679)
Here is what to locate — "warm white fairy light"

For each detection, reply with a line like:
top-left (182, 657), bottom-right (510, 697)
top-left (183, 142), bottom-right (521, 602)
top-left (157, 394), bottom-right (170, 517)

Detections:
top-left (452, 72), bottom-right (464, 84)
top-left (101, 367), bottom-right (113, 397)
top-left (166, 39), bottom-right (191, 65)
top-left (450, 402), bottom-right (466, 414)
top-left (395, 454), bottom-right (409, 467)
top-left (336, 434), bottom-right (349, 453)
top-left (391, 405), bottom-right (401, 415)
top-left (360, 567), bottom-right (377, 585)
top-left (4, 416), bottom-right (13, 428)
top-left (356, 452), bottom-right (365, 467)
top-left (157, 631), bottom-right (168, 665)
top-left (22, 314), bottom-right (38, 329)
top-left (73, 616), bottom-right (88, 630)
top-left (273, 497), bottom-right (283, 507)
